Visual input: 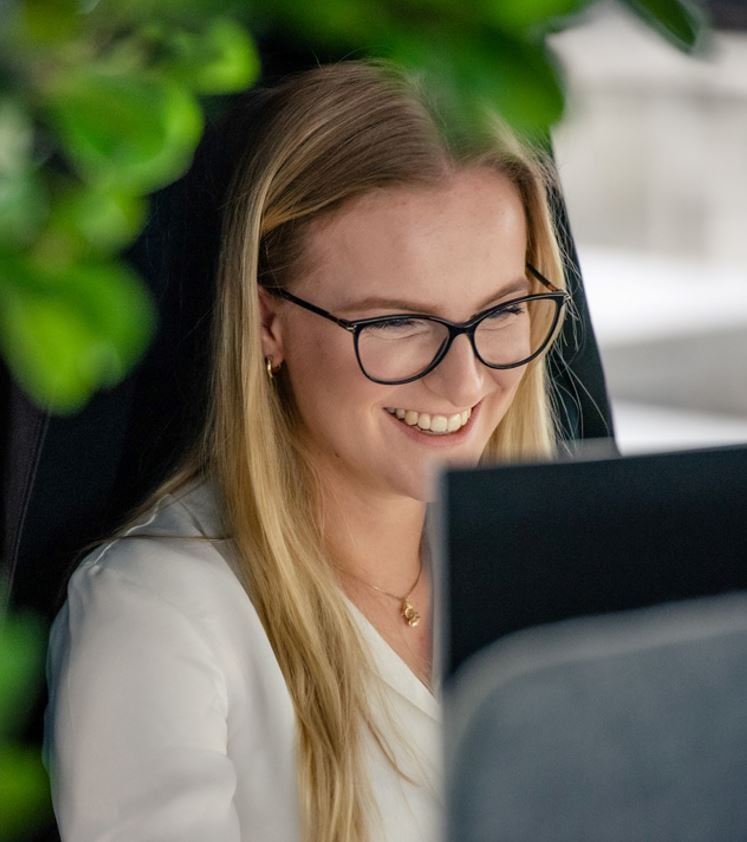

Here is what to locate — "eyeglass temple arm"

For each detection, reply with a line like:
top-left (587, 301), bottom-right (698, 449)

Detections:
top-left (526, 263), bottom-right (562, 293)
top-left (268, 287), bottom-right (355, 330)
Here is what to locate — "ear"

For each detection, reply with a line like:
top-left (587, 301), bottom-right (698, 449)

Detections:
top-left (257, 287), bottom-right (285, 366)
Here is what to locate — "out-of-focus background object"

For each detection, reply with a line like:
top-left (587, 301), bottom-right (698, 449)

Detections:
top-left (439, 444), bottom-right (747, 679)
top-left (551, 0), bottom-right (747, 452)
top-left (447, 591), bottom-right (747, 842)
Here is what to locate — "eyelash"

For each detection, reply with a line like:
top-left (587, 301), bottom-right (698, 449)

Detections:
top-left (378, 317), bottom-right (417, 328)
top-left (487, 303), bottom-right (525, 317)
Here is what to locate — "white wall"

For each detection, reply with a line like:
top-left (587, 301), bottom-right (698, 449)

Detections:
top-left (549, 3), bottom-right (747, 452)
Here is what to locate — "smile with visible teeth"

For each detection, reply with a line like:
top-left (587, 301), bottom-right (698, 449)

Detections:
top-left (385, 406), bottom-right (472, 435)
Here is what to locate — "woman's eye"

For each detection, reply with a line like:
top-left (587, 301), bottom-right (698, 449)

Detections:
top-left (487, 304), bottom-right (525, 320)
top-left (368, 318), bottom-right (421, 333)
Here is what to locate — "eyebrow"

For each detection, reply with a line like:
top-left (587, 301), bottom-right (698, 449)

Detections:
top-left (337, 277), bottom-right (531, 317)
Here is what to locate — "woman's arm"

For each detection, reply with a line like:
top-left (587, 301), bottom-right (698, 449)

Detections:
top-left (44, 560), bottom-right (241, 841)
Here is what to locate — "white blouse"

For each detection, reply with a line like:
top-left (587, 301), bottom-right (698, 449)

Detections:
top-left (43, 476), bottom-right (443, 841)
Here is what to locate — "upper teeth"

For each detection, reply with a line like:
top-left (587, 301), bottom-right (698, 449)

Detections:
top-left (385, 406), bottom-right (471, 433)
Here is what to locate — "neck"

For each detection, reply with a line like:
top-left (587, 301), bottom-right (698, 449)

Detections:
top-left (318, 477), bottom-right (427, 596)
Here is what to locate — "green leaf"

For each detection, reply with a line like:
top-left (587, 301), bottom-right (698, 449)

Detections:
top-left (18, 0), bottom-right (80, 45)
top-left (389, 27), bottom-right (564, 134)
top-left (253, 0), bottom-right (393, 46)
top-left (0, 256), bottom-right (157, 413)
top-left (83, 0), bottom-right (246, 28)
top-left (161, 18), bottom-right (260, 94)
top-left (621, 0), bottom-right (706, 52)
top-left (49, 183), bottom-right (147, 253)
top-left (0, 170), bottom-right (48, 250)
top-left (45, 71), bottom-right (203, 195)
top-left (0, 99), bottom-right (48, 248)
top-left (0, 99), bottom-right (33, 175)
top-left (0, 744), bottom-right (52, 840)
top-left (486, 0), bottom-right (593, 34)
top-left (0, 612), bottom-right (45, 741)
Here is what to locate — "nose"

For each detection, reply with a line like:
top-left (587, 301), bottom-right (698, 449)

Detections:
top-left (422, 333), bottom-right (487, 408)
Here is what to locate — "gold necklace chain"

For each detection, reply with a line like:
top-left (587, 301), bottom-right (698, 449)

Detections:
top-left (336, 558), bottom-right (424, 628)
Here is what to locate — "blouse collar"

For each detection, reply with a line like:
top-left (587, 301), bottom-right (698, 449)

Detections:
top-left (178, 476), bottom-right (442, 720)
top-left (342, 593), bottom-right (441, 721)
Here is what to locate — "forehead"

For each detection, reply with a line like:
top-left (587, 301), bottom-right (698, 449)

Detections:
top-left (297, 167), bottom-right (528, 316)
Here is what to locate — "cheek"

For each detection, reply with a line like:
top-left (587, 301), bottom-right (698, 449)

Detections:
top-left (285, 328), bottom-right (346, 394)
top-left (486, 366), bottom-right (528, 421)
top-left (283, 329), bottom-right (377, 429)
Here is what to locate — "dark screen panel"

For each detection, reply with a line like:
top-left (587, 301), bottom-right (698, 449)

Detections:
top-left (441, 444), bottom-right (747, 678)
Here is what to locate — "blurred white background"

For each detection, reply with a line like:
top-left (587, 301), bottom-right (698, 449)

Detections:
top-left (550, 1), bottom-right (747, 453)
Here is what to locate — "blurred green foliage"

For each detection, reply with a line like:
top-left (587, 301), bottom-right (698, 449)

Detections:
top-left (0, 0), bottom-right (707, 415)
top-left (0, 0), bottom-right (260, 413)
top-left (0, 590), bottom-right (51, 841)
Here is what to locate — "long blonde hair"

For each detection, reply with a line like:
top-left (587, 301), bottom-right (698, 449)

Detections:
top-left (98, 59), bottom-right (567, 842)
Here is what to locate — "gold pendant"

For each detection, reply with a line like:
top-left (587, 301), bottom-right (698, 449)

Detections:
top-left (401, 598), bottom-right (421, 628)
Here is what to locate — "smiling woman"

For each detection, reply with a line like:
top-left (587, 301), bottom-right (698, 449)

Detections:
top-left (43, 59), bottom-right (568, 842)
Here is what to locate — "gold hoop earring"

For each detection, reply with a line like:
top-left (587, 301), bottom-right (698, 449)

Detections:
top-left (265, 355), bottom-right (280, 380)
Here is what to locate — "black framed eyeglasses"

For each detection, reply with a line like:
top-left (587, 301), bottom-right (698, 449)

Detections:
top-left (267, 264), bottom-right (569, 385)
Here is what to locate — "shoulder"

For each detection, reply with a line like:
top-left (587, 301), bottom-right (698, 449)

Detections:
top-left (45, 480), bottom-right (300, 842)
top-left (55, 475), bottom-right (279, 684)
top-left (52, 474), bottom-right (286, 694)
top-left (68, 475), bottom-right (244, 619)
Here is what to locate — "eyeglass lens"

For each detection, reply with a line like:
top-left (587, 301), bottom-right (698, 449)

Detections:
top-left (356, 297), bottom-right (558, 382)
